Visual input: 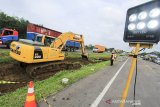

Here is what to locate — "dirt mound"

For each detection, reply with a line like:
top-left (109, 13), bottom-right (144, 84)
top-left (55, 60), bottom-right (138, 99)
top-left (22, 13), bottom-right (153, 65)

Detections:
top-left (0, 58), bottom-right (104, 95)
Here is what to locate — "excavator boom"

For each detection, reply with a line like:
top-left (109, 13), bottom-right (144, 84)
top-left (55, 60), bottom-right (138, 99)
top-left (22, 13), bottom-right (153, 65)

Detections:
top-left (51, 32), bottom-right (88, 59)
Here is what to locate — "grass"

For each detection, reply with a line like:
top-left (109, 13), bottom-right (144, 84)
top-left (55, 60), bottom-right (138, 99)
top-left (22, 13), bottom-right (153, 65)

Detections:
top-left (0, 49), bottom-right (110, 63)
top-left (66, 51), bottom-right (110, 59)
top-left (0, 61), bottom-right (109, 107)
top-left (0, 49), bottom-right (13, 63)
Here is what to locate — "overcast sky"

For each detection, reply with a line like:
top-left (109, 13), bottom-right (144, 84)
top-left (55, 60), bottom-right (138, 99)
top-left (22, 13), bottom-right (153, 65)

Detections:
top-left (0, 0), bottom-right (159, 52)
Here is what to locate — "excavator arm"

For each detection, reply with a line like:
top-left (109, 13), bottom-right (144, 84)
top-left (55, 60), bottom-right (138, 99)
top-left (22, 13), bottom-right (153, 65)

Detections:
top-left (50, 32), bottom-right (88, 59)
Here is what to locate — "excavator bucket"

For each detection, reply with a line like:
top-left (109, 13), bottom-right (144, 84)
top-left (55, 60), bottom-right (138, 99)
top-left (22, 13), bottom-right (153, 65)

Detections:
top-left (81, 54), bottom-right (88, 60)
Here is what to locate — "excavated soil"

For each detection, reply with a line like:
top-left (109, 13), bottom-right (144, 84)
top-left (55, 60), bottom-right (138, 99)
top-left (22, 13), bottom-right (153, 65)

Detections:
top-left (0, 58), bottom-right (108, 95)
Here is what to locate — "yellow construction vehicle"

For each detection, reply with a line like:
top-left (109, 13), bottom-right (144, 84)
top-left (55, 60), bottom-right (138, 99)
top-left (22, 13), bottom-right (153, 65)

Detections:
top-left (10, 32), bottom-right (88, 77)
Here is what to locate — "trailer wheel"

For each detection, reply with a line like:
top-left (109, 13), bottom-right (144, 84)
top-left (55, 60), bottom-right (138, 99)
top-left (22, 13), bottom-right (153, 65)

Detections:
top-left (72, 48), bottom-right (75, 52)
top-left (67, 47), bottom-right (70, 51)
top-left (69, 48), bottom-right (72, 52)
top-left (6, 42), bottom-right (11, 49)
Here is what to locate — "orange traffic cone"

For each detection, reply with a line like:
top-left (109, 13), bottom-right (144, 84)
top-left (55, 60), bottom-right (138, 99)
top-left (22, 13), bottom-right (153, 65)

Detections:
top-left (24, 81), bottom-right (37, 107)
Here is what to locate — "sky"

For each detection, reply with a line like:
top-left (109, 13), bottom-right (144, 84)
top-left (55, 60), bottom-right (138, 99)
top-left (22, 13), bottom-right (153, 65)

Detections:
top-left (0, 0), bottom-right (159, 52)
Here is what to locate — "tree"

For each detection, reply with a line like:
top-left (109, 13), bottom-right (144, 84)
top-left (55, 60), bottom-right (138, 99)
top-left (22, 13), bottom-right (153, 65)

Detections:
top-left (0, 12), bottom-right (29, 38)
top-left (87, 44), bottom-right (94, 50)
top-left (107, 48), bottom-right (115, 52)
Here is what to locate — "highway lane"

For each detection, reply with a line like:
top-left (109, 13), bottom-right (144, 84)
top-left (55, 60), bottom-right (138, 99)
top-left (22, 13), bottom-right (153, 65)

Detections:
top-left (39, 57), bottom-right (160, 107)
top-left (98, 58), bottom-right (160, 107)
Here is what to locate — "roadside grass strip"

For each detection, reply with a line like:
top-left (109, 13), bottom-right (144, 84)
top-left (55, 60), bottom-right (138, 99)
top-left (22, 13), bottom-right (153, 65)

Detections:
top-left (0, 61), bottom-right (109, 107)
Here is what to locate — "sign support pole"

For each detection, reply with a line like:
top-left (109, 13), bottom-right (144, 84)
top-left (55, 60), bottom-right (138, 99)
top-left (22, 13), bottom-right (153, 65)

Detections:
top-left (119, 43), bottom-right (140, 107)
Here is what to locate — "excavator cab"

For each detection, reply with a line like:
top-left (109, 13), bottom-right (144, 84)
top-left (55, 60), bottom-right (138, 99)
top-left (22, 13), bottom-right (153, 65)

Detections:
top-left (35, 34), bottom-right (56, 46)
top-left (44, 36), bottom-right (55, 46)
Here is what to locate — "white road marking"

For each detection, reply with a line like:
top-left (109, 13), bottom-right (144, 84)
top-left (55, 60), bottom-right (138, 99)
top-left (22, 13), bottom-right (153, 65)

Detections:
top-left (90, 58), bottom-right (129, 107)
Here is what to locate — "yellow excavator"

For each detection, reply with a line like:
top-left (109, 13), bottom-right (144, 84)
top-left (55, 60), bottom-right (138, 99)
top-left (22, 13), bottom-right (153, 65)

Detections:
top-left (10, 32), bottom-right (88, 77)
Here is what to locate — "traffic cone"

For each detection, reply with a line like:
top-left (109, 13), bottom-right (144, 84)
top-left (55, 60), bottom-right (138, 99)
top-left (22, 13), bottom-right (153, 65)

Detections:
top-left (24, 81), bottom-right (37, 107)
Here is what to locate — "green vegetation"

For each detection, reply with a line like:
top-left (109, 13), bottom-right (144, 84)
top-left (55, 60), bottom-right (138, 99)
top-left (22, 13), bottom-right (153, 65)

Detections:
top-left (0, 12), bottom-right (29, 38)
top-left (158, 53), bottom-right (160, 57)
top-left (0, 49), bottom-right (13, 63)
top-left (0, 61), bottom-right (109, 107)
top-left (66, 51), bottom-right (110, 59)
top-left (0, 50), bottom-right (110, 63)
top-left (85, 44), bottom-right (94, 50)
top-left (88, 52), bottom-right (110, 59)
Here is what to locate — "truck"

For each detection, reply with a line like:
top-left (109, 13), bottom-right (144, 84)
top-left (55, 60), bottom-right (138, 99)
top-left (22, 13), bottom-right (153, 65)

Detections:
top-left (0, 28), bottom-right (18, 48)
top-left (26, 23), bottom-right (80, 51)
top-left (63, 40), bottom-right (80, 51)
top-left (93, 45), bottom-right (106, 53)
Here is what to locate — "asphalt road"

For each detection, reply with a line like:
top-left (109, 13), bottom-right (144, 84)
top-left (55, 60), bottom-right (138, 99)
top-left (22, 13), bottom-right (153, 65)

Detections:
top-left (39, 57), bottom-right (160, 107)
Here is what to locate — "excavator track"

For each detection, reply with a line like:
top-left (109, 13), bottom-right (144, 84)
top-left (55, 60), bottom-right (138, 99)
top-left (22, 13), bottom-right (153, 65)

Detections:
top-left (25, 60), bottom-right (82, 79)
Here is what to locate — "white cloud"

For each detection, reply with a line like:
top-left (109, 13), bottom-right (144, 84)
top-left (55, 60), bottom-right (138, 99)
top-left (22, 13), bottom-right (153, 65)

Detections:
top-left (0, 0), bottom-right (159, 51)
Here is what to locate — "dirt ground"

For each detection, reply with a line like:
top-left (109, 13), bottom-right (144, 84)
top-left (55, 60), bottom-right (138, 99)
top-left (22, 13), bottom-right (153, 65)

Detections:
top-left (0, 58), bottom-right (108, 95)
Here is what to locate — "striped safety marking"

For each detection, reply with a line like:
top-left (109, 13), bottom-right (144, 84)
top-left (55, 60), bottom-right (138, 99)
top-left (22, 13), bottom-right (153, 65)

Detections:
top-left (28, 88), bottom-right (34, 93)
top-left (26, 95), bottom-right (35, 102)
top-left (0, 81), bottom-right (20, 84)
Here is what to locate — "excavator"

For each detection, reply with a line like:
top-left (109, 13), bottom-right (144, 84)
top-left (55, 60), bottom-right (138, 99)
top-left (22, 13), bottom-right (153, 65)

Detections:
top-left (10, 32), bottom-right (88, 77)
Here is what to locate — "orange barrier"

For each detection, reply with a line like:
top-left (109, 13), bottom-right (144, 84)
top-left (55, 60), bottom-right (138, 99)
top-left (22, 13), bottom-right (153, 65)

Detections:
top-left (24, 81), bottom-right (37, 107)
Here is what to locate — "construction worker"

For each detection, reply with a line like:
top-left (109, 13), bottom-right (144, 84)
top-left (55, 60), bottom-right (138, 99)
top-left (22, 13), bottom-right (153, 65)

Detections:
top-left (110, 50), bottom-right (116, 66)
top-left (114, 53), bottom-right (117, 60)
